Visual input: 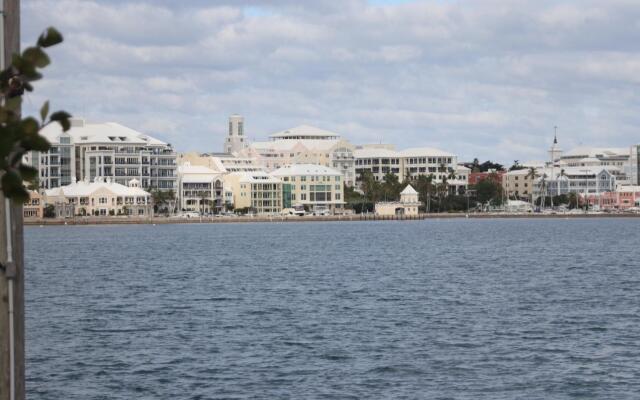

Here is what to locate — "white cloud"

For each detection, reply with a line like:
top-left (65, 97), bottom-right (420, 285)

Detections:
top-left (21, 0), bottom-right (640, 163)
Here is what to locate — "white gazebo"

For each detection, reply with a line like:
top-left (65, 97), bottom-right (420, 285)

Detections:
top-left (375, 184), bottom-right (422, 216)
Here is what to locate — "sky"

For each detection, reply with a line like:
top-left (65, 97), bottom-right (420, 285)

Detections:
top-left (21, 0), bottom-right (640, 164)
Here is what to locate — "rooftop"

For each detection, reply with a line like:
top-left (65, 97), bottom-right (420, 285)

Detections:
top-left (40, 118), bottom-right (168, 147)
top-left (44, 178), bottom-right (150, 197)
top-left (269, 125), bottom-right (341, 140)
top-left (271, 164), bottom-right (342, 176)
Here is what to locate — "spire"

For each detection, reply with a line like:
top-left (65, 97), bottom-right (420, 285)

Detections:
top-left (553, 126), bottom-right (558, 145)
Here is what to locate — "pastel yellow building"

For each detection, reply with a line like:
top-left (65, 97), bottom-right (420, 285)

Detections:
top-left (44, 177), bottom-right (153, 217)
top-left (271, 164), bottom-right (345, 214)
top-left (502, 168), bottom-right (535, 200)
top-left (223, 171), bottom-right (283, 214)
top-left (375, 185), bottom-right (422, 216)
top-left (24, 190), bottom-right (44, 219)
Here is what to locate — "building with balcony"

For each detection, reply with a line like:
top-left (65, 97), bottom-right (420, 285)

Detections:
top-left (223, 171), bottom-right (283, 214)
top-left (532, 166), bottom-right (617, 200)
top-left (271, 164), bottom-right (345, 213)
top-left (44, 177), bottom-right (153, 217)
top-left (32, 118), bottom-right (177, 192)
top-left (354, 145), bottom-right (465, 193)
top-left (177, 163), bottom-right (224, 214)
top-left (240, 125), bottom-right (356, 186)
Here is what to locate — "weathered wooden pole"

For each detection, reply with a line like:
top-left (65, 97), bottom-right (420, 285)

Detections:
top-left (0, 1), bottom-right (23, 400)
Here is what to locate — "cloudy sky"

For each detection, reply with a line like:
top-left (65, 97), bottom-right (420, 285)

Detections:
top-left (22, 0), bottom-right (640, 163)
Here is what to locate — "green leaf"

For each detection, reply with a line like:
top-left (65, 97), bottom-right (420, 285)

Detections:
top-left (50, 111), bottom-right (72, 131)
top-left (19, 165), bottom-right (38, 181)
top-left (37, 27), bottom-right (63, 48)
top-left (40, 101), bottom-right (50, 122)
top-left (1, 170), bottom-right (28, 202)
top-left (23, 47), bottom-right (50, 68)
top-left (21, 117), bottom-right (40, 136)
top-left (5, 96), bottom-right (22, 112)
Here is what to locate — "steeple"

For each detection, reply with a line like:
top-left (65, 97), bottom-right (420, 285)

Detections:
top-left (223, 114), bottom-right (247, 154)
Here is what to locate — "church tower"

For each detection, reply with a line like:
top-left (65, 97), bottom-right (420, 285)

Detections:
top-left (224, 114), bottom-right (247, 154)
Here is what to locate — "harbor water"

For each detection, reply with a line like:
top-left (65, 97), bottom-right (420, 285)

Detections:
top-left (25, 219), bottom-right (640, 399)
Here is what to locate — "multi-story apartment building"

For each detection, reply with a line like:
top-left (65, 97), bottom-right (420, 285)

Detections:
top-left (502, 169), bottom-right (535, 200)
top-left (177, 163), bottom-right (224, 214)
top-left (241, 125), bottom-right (357, 186)
top-left (33, 118), bottom-right (177, 191)
top-left (271, 164), bottom-right (345, 213)
top-left (223, 171), bottom-right (283, 214)
top-left (354, 145), bottom-right (467, 193)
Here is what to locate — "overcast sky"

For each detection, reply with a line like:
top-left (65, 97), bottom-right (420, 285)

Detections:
top-left (22, 0), bottom-right (640, 163)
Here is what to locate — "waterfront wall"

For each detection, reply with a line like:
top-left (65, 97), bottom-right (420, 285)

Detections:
top-left (23, 212), bottom-right (640, 226)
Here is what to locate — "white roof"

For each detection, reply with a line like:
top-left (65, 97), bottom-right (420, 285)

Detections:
top-left (271, 164), bottom-right (342, 176)
top-left (562, 147), bottom-right (629, 158)
top-left (506, 168), bottom-right (534, 176)
top-left (178, 164), bottom-right (221, 183)
top-left (228, 171), bottom-right (282, 184)
top-left (269, 125), bottom-right (340, 139)
top-left (401, 185), bottom-right (418, 195)
top-left (617, 186), bottom-right (640, 193)
top-left (178, 164), bottom-right (218, 175)
top-left (354, 147), bottom-right (400, 158)
top-left (456, 165), bottom-right (471, 171)
top-left (44, 178), bottom-right (150, 197)
top-left (400, 147), bottom-right (455, 158)
top-left (250, 139), bottom-right (340, 152)
top-left (534, 166), bottom-right (616, 181)
top-left (40, 118), bottom-right (168, 146)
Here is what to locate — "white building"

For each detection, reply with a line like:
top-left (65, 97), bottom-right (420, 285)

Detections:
top-left (177, 163), bottom-right (224, 214)
top-left (241, 125), bottom-right (357, 186)
top-left (557, 146), bottom-right (629, 185)
top-left (33, 118), bottom-right (177, 191)
top-left (223, 114), bottom-right (248, 154)
top-left (533, 166), bottom-right (617, 199)
top-left (271, 164), bottom-right (345, 213)
top-left (44, 177), bottom-right (153, 217)
top-left (354, 145), bottom-right (465, 192)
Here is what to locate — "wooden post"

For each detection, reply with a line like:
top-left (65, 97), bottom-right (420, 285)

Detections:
top-left (0, 1), bottom-right (23, 400)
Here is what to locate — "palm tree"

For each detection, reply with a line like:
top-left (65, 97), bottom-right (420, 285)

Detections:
top-left (538, 173), bottom-right (548, 209)
top-left (526, 167), bottom-right (538, 207)
top-left (559, 168), bottom-right (569, 208)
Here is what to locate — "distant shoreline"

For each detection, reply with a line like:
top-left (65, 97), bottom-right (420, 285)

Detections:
top-left (23, 212), bottom-right (640, 226)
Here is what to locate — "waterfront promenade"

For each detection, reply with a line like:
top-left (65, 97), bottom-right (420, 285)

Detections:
top-left (23, 212), bottom-right (640, 225)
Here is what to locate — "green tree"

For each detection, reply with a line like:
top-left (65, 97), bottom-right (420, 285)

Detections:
top-left (359, 170), bottom-right (381, 203)
top-left (473, 178), bottom-right (503, 207)
top-left (381, 172), bottom-right (402, 201)
top-left (0, 27), bottom-right (71, 201)
top-left (413, 174), bottom-right (435, 212)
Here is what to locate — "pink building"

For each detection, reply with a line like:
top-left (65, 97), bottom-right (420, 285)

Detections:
top-left (583, 186), bottom-right (640, 209)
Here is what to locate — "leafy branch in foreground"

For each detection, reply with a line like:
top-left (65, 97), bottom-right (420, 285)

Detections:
top-left (0, 27), bottom-right (71, 202)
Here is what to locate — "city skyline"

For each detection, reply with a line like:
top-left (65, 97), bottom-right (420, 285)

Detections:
top-left (23, 0), bottom-right (640, 164)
